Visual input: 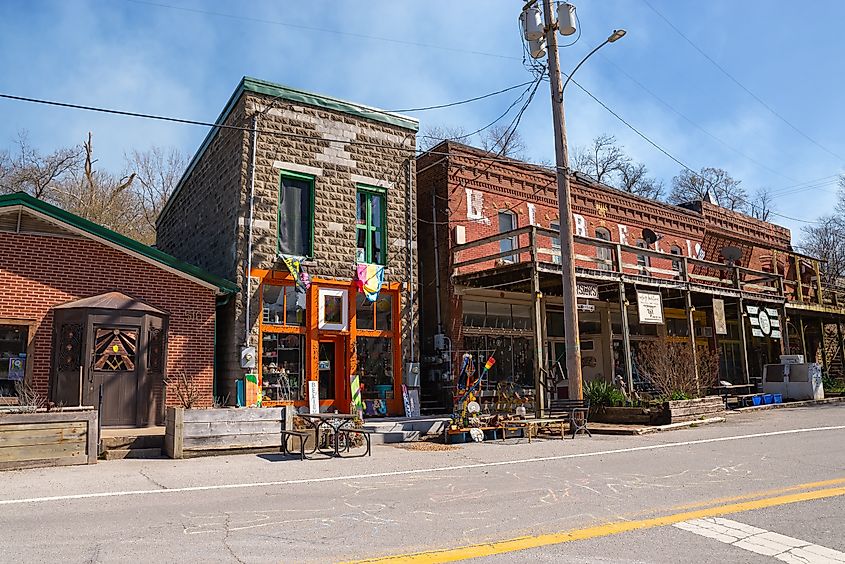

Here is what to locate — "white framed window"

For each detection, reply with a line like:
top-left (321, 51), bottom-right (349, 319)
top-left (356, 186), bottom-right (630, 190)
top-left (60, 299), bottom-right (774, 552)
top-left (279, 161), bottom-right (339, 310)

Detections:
top-left (498, 210), bottom-right (517, 263)
top-left (466, 189), bottom-right (484, 221)
top-left (318, 288), bottom-right (348, 331)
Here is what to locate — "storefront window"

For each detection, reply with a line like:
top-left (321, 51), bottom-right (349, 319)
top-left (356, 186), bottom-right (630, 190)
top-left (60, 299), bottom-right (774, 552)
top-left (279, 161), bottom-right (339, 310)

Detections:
top-left (463, 301), bottom-right (533, 331)
top-left (262, 285), bottom-right (305, 326)
top-left (357, 337), bottom-right (393, 400)
top-left (261, 333), bottom-right (305, 401)
top-left (0, 325), bottom-right (28, 397)
top-left (356, 293), bottom-right (392, 331)
top-left (462, 335), bottom-right (534, 388)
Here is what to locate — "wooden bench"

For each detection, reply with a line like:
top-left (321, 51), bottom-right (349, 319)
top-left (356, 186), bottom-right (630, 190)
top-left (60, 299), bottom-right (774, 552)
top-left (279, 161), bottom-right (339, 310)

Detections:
top-left (549, 399), bottom-right (591, 438)
top-left (279, 429), bottom-right (310, 460)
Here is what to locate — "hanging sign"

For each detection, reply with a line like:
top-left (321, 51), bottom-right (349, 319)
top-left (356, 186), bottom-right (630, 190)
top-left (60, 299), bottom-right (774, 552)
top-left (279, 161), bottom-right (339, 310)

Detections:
top-left (576, 282), bottom-right (599, 300)
top-left (7, 357), bottom-right (25, 381)
top-left (746, 305), bottom-right (780, 340)
top-left (308, 380), bottom-right (320, 414)
top-left (636, 290), bottom-right (664, 324)
top-left (713, 298), bottom-right (727, 335)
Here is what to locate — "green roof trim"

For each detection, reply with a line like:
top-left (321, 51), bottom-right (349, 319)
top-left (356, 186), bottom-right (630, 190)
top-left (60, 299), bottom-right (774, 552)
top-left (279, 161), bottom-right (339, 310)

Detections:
top-left (158, 76), bottom-right (418, 226)
top-left (0, 192), bottom-right (238, 294)
top-left (241, 76), bottom-right (419, 131)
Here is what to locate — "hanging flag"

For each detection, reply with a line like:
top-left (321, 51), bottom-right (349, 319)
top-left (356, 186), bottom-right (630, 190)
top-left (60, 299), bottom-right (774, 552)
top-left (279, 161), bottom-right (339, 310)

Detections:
top-left (280, 255), bottom-right (310, 293)
top-left (483, 356), bottom-right (496, 372)
top-left (356, 263), bottom-right (385, 302)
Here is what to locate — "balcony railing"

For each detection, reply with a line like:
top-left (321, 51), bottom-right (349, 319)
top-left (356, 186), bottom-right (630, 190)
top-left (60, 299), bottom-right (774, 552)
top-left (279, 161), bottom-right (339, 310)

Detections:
top-left (453, 225), bottom-right (789, 301)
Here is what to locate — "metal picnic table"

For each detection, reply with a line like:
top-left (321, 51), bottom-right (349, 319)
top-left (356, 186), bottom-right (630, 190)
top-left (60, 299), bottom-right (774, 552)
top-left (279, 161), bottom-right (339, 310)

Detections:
top-left (295, 413), bottom-right (364, 457)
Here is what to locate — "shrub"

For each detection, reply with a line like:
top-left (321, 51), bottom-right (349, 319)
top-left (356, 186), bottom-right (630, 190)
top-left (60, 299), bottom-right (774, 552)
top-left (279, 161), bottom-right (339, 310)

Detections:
top-left (636, 338), bottom-right (719, 399)
top-left (584, 379), bottom-right (626, 407)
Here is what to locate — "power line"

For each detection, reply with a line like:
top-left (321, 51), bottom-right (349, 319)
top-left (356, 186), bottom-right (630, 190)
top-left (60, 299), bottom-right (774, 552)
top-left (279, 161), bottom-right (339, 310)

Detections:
top-left (641, 0), bottom-right (844, 164)
top-left (126, 0), bottom-right (520, 61)
top-left (389, 81), bottom-right (534, 113)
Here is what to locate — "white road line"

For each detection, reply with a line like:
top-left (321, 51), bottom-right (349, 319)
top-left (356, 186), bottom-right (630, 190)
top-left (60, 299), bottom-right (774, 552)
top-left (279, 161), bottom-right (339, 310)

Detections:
top-left (0, 424), bottom-right (843, 507)
top-left (674, 517), bottom-right (845, 563)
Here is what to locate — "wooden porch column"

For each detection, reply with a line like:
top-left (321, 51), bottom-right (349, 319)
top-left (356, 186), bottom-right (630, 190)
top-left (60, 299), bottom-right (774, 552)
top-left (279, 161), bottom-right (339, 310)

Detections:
top-left (819, 318), bottom-right (828, 372)
top-left (685, 290), bottom-right (700, 395)
top-left (797, 316), bottom-right (807, 361)
top-left (815, 260), bottom-right (824, 306)
top-left (793, 255), bottom-right (804, 303)
top-left (529, 227), bottom-right (546, 416)
top-left (618, 282), bottom-right (633, 395)
top-left (738, 297), bottom-right (751, 385)
top-left (781, 308), bottom-right (790, 355)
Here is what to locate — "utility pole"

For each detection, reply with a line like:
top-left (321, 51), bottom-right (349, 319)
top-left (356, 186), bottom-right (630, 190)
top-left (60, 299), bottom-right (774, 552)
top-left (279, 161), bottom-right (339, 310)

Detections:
top-left (541, 0), bottom-right (583, 400)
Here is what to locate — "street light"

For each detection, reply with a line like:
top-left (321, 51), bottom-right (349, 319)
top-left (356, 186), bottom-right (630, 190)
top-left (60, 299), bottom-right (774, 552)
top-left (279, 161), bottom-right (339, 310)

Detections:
top-left (521, 0), bottom-right (626, 406)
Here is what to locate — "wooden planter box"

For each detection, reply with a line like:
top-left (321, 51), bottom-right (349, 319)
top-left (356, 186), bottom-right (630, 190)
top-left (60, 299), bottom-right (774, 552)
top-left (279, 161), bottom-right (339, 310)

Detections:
top-left (590, 406), bottom-right (656, 425)
top-left (661, 396), bottom-right (725, 424)
top-left (164, 406), bottom-right (292, 459)
top-left (0, 408), bottom-right (98, 471)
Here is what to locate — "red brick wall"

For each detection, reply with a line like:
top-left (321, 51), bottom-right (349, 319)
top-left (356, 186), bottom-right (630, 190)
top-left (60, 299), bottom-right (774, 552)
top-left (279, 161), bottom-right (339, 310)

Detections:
top-left (0, 231), bottom-right (217, 408)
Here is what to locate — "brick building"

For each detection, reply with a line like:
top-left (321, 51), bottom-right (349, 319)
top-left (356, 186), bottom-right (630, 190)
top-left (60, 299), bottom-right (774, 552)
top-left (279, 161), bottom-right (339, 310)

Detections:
top-left (156, 77), bottom-right (419, 416)
top-left (417, 141), bottom-right (845, 411)
top-left (0, 192), bottom-right (236, 426)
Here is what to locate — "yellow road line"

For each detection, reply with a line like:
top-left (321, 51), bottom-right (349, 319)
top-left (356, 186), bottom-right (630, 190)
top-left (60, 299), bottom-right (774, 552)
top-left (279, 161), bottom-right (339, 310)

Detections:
top-left (348, 482), bottom-right (845, 563)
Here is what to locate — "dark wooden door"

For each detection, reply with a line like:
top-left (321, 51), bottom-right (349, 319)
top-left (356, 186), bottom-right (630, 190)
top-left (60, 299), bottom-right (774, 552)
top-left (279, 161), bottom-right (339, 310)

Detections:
top-left (91, 326), bottom-right (139, 426)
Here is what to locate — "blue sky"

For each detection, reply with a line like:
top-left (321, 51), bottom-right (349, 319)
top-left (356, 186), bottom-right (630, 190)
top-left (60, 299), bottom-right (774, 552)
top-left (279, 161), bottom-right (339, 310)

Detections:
top-left (1, 1), bottom-right (843, 239)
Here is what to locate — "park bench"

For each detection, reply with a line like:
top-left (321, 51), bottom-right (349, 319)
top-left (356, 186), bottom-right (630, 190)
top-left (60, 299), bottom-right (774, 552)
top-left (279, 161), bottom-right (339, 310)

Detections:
top-left (550, 399), bottom-right (591, 437)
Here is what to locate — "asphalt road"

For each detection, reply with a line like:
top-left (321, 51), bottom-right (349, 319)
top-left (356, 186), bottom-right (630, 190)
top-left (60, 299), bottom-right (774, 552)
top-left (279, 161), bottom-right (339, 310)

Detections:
top-left (1, 405), bottom-right (844, 563)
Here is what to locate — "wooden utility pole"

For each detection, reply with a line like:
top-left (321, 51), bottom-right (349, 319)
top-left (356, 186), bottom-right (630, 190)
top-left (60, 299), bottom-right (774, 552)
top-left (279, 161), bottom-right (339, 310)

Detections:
top-left (542, 0), bottom-right (583, 400)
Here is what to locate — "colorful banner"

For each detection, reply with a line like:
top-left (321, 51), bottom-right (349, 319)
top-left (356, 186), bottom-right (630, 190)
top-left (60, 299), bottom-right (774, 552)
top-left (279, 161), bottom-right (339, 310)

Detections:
top-left (244, 373), bottom-right (261, 407)
top-left (356, 263), bottom-right (385, 302)
top-left (280, 255), bottom-right (310, 293)
top-left (350, 373), bottom-right (363, 417)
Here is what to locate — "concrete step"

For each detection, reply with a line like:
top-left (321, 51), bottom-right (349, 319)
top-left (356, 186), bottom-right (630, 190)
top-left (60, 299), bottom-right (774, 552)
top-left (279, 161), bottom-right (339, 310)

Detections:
top-left (101, 434), bottom-right (163, 450)
top-left (369, 430), bottom-right (420, 445)
top-left (102, 448), bottom-right (163, 460)
top-left (362, 417), bottom-right (450, 436)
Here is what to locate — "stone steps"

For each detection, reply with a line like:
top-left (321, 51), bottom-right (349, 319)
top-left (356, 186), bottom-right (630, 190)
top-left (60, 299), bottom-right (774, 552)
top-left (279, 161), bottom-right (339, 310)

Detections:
top-left (362, 416), bottom-right (451, 444)
top-left (100, 430), bottom-right (164, 460)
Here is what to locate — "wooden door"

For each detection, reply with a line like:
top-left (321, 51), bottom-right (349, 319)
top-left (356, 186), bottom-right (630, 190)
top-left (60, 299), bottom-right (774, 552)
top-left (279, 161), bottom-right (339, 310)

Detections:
top-left (91, 326), bottom-right (139, 426)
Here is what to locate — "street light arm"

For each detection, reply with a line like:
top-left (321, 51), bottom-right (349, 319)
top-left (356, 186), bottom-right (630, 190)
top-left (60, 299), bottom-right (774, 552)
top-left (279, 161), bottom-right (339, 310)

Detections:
top-left (561, 38), bottom-right (610, 95)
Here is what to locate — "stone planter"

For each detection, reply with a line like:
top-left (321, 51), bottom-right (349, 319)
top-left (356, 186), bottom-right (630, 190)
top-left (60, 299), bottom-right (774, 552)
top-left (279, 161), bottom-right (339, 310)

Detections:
top-left (164, 406), bottom-right (291, 459)
top-left (660, 396), bottom-right (724, 424)
top-left (0, 407), bottom-right (98, 470)
top-left (589, 405), bottom-right (655, 425)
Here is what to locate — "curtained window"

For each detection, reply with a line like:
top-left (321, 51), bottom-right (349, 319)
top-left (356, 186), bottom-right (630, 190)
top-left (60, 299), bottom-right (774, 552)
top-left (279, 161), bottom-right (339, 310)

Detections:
top-left (278, 172), bottom-right (314, 257)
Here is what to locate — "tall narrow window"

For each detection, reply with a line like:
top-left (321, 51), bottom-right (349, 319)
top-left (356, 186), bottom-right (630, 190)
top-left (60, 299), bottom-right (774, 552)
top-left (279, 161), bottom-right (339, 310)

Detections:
top-left (550, 221), bottom-right (561, 265)
top-left (595, 227), bottom-right (612, 271)
top-left (356, 187), bottom-right (386, 264)
top-left (278, 172), bottom-right (314, 257)
top-left (498, 211), bottom-right (517, 263)
top-left (670, 245), bottom-right (683, 274)
top-left (636, 239), bottom-right (651, 274)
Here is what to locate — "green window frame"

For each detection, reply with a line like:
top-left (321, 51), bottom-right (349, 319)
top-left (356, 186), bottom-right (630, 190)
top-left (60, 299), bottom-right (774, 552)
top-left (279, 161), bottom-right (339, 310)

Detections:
top-left (277, 170), bottom-right (315, 258)
top-left (356, 185), bottom-right (387, 265)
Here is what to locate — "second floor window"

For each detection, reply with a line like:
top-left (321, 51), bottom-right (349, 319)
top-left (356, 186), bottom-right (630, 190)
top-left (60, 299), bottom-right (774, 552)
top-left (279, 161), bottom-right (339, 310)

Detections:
top-left (550, 221), bottom-right (561, 265)
top-left (356, 187), bottom-right (386, 264)
top-left (278, 172), bottom-right (314, 257)
top-left (595, 227), bottom-right (613, 271)
top-left (498, 211), bottom-right (517, 263)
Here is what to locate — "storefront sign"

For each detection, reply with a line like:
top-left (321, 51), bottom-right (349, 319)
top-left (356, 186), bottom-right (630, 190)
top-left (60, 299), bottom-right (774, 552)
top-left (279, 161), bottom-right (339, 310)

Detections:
top-left (576, 282), bottom-right (599, 300)
top-left (636, 290), bottom-right (664, 324)
top-left (747, 304), bottom-right (780, 340)
top-left (318, 360), bottom-right (331, 370)
top-left (308, 380), bottom-right (320, 414)
top-left (713, 298), bottom-right (727, 335)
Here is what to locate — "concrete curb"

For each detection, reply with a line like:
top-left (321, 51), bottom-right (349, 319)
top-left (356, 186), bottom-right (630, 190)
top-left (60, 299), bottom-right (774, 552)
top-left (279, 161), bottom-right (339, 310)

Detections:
top-left (729, 396), bottom-right (845, 414)
top-left (589, 416), bottom-right (726, 436)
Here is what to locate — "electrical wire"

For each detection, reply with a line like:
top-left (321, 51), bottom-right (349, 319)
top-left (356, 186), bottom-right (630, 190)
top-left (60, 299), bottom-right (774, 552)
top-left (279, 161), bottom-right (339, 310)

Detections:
top-left (641, 0), bottom-right (844, 164)
top-left (125, 0), bottom-right (520, 62)
top-left (389, 81), bottom-right (535, 113)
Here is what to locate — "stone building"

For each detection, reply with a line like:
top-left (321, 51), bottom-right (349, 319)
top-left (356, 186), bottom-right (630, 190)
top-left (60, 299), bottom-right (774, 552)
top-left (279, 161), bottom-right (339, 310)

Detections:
top-left (417, 141), bottom-right (845, 412)
top-left (0, 192), bottom-right (235, 426)
top-left (157, 77), bottom-right (419, 416)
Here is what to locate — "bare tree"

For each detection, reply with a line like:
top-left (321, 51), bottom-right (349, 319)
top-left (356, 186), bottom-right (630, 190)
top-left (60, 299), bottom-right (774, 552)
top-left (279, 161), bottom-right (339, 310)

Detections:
top-left (55, 132), bottom-right (143, 240)
top-left (0, 131), bottom-right (80, 200)
top-left (669, 167), bottom-right (748, 211)
top-left (800, 215), bottom-right (845, 285)
top-left (617, 161), bottom-right (664, 200)
top-left (124, 146), bottom-right (186, 236)
top-left (748, 187), bottom-right (776, 222)
top-left (417, 124), bottom-right (469, 152)
top-left (572, 134), bottom-right (628, 184)
top-left (479, 124), bottom-right (526, 159)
